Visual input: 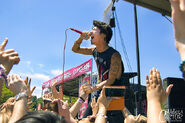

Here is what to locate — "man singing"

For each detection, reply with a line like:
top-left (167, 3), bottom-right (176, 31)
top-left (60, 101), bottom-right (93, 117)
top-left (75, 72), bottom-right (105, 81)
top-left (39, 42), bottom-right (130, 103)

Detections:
top-left (72, 20), bottom-right (124, 122)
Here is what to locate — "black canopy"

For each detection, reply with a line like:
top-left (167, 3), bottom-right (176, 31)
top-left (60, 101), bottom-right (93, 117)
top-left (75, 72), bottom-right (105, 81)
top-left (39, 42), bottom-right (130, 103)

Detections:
top-left (123, 0), bottom-right (171, 16)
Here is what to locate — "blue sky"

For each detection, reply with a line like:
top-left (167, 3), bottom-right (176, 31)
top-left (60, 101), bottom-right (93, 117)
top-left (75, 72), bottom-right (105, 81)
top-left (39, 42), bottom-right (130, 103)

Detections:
top-left (0, 0), bottom-right (181, 97)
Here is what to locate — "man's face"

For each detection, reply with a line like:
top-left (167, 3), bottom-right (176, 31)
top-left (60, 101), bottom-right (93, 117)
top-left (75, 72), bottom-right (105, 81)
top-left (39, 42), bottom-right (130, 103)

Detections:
top-left (90, 27), bottom-right (105, 45)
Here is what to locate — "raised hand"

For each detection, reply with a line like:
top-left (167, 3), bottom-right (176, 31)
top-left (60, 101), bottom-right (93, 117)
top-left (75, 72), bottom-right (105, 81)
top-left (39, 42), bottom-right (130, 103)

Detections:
top-left (7, 74), bottom-right (27, 95)
top-left (51, 80), bottom-right (63, 100)
top-left (97, 87), bottom-right (111, 109)
top-left (24, 77), bottom-right (36, 110)
top-left (53, 99), bottom-right (76, 123)
top-left (146, 68), bottom-right (173, 103)
top-left (91, 97), bottom-right (99, 116)
top-left (0, 38), bottom-right (20, 74)
top-left (0, 97), bottom-right (15, 111)
top-left (24, 77), bottom-right (36, 100)
top-left (80, 31), bottom-right (91, 40)
top-left (82, 84), bottom-right (94, 94)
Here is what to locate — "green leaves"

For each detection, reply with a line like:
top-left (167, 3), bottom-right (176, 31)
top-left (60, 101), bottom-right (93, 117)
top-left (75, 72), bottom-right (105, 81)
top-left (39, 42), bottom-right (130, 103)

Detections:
top-left (0, 83), bottom-right (14, 104)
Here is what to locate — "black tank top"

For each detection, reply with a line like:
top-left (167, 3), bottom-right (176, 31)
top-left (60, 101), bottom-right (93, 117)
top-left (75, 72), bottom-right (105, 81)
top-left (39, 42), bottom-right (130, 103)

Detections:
top-left (92, 47), bottom-right (124, 86)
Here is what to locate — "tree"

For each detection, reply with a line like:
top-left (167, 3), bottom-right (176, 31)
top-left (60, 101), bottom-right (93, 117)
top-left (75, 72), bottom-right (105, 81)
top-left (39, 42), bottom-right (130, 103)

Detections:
top-left (0, 83), bottom-right (14, 104)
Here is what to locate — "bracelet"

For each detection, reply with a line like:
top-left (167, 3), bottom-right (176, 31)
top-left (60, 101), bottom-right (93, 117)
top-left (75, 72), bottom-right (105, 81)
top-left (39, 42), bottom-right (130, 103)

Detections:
top-left (80, 97), bottom-right (85, 102)
top-left (96, 113), bottom-right (107, 119)
top-left (78, 98), bottom-right (85, 104)
top-left (0, 66), bottom-right (8, 88)
top-left (16, 92), bottom-right (28, 101)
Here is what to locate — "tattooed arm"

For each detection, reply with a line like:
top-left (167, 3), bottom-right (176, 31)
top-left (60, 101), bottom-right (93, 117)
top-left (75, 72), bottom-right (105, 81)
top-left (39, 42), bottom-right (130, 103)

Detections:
top-left (72, 31), bottom-right (95, 55)
top-left (83, 52), bottom-right (123, 93)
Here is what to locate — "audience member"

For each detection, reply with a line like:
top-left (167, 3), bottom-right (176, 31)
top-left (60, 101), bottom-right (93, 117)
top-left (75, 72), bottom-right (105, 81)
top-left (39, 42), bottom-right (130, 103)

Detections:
top-left (51, 80), bottom-right (63, 100)
top-left (95, 87), bottom-right (111, 123)
top-left (146, 68), bottom-right (173, 123)
top-left (0, 97), bottom-right (15, 123)
top-left (170, 0), bottom-right (185, 77)
top-left (7, 74), bottom-right (28, 123)
top-left (15, 111), bottom-right (66, 123)
top-left (122, 107), bottom-right (147, 123)
top-left (0, 38), bottom-right (20, 102)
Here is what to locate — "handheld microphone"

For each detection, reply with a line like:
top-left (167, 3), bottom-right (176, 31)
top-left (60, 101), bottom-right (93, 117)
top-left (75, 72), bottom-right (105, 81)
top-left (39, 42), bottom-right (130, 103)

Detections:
top-left (70, 28), bottom-right (82, 34)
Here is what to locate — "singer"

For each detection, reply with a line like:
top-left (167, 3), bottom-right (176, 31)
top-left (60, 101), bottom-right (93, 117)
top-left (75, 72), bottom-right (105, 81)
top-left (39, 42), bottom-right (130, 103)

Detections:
top-left (72, 20), bottom-right (125, 122)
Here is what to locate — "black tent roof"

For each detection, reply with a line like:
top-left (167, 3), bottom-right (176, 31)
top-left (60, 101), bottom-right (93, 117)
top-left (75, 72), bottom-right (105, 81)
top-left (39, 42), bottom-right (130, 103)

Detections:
top-left (123, 0), bottom-right (171, 16)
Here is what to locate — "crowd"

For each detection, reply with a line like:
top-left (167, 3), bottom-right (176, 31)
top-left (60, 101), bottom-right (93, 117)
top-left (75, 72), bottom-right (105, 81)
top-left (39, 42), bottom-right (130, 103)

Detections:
top-left (0, 0), bottom-right (185, 122)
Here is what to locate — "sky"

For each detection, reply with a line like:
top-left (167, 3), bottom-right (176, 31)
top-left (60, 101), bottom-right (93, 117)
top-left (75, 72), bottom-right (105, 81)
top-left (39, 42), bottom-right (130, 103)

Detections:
top-left (0, 0), bottom-right (182, 97)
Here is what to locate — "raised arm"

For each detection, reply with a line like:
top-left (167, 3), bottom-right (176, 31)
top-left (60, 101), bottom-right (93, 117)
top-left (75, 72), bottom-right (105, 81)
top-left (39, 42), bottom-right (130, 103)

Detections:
top-left (69, 85), bottom-right (88, 118)
top-left (170, 0), bottom-right (185, 77)
top-left (95, 87), bottom-right (111, 123)
top-left (8, 74), bottom-right (28, 123)
top-left (72, 31), bottom-right (95, 55)
top-left (0, 38), bottom-right (20, 102)
top-left (146, 68), bottom-right (173, 123)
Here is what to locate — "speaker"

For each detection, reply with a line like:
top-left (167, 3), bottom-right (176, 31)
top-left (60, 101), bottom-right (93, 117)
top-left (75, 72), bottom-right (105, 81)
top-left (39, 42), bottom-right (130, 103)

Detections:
top-left (163, 77), bottom-right (185, 123)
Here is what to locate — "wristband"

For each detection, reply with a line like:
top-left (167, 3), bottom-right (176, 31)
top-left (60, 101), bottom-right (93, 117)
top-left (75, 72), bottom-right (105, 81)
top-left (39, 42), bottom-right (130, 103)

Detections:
top-left (96, 113), bottom-right (107, 119)
top-left (16, 92), bottom-right (28, 101)
top-left (79, 97), bottom-right (85, 102)
top-left (78, 98), bottom-right (85, 104)
top-left (0, 66), bottom-right (8, 88)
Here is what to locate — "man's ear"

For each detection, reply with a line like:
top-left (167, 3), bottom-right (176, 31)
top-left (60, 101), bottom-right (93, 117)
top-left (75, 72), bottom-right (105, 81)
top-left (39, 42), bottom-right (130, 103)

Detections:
top-left (100, 33), bottom-right (106, 43)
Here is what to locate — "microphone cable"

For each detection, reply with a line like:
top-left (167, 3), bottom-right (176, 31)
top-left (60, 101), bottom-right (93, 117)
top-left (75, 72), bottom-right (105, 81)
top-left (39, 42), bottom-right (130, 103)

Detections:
top-left (61, 28), bottom-right (70, 97)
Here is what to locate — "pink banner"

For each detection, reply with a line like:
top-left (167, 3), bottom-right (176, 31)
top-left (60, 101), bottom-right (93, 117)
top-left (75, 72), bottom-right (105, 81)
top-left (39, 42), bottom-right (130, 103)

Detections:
top-left (79, 75), bottom-right (91, 118)
top-left (42, 58), bottom-right (92, 89)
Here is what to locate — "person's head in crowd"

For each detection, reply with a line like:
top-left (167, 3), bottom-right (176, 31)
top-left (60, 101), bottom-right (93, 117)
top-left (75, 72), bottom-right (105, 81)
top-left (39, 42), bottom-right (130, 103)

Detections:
top-left (90, 20), bottom-right (112, 45)
top-left (15, 111), bottom-right (66, 123)
top-left (78, 115), bottom-right (96, 123)
top-left (0, 97), bottom-right (15, 123)
top-left (43, 98), bottom-right (58, 113)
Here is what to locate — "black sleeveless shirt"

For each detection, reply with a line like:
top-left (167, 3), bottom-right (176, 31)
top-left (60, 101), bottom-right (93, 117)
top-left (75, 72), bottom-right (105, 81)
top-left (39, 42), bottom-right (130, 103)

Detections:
top-left (92, 47), bottom-right (124, 86)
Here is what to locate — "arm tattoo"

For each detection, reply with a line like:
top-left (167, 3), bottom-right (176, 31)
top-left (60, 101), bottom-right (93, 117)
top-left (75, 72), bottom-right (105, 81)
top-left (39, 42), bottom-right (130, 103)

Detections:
top-left (72, 41), bottom-right (81, 52)
top-left (109, 53), bottom-right (122, 81)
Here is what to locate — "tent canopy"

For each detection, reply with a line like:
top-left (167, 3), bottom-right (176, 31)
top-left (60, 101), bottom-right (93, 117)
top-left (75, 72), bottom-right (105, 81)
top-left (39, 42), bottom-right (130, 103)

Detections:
top-left (123, 0), bottom-right (171, 16)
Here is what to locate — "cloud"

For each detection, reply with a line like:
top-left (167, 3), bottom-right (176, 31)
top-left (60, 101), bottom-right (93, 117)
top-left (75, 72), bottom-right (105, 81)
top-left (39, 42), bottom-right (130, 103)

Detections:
top-left (32, 86), bottom-right (42, 98)
top-left (51, 69), bottom-right (63, 76)
top-left (26, 61), bottom-right (31, 65)
top-left (18, 73), bottom-right (50, 82)
top-left (38, 64), bottom-right (44, 68)
top-left (28, 73), bottom-right (50, 81)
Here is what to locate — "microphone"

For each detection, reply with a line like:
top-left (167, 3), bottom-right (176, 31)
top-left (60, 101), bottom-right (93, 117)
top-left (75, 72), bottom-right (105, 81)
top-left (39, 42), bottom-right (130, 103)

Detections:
top-left (70, 28), bottom-right (82, 34)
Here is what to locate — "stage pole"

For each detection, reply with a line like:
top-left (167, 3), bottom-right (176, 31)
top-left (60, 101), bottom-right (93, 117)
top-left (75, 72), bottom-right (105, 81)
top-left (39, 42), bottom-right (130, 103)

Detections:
top-left (133, 1), bottom-right (142, 114)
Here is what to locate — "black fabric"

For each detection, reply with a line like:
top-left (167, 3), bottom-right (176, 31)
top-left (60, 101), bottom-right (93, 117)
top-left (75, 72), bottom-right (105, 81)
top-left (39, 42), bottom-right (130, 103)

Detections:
top-left (92, 47), bottom-right (124, 85)
top-left (83, 47), bottom-right (125, 122)
top-left (92, 47), bottom-right (125, 98)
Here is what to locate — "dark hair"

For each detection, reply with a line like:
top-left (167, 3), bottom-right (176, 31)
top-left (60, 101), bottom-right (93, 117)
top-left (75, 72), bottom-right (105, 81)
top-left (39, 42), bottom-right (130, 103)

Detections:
top-left (15, 111), bottom-right (66, 123)
top-left (93, 20), bottom-right (112, 44)
top-left (43, 99), bottom-right (58, 113)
